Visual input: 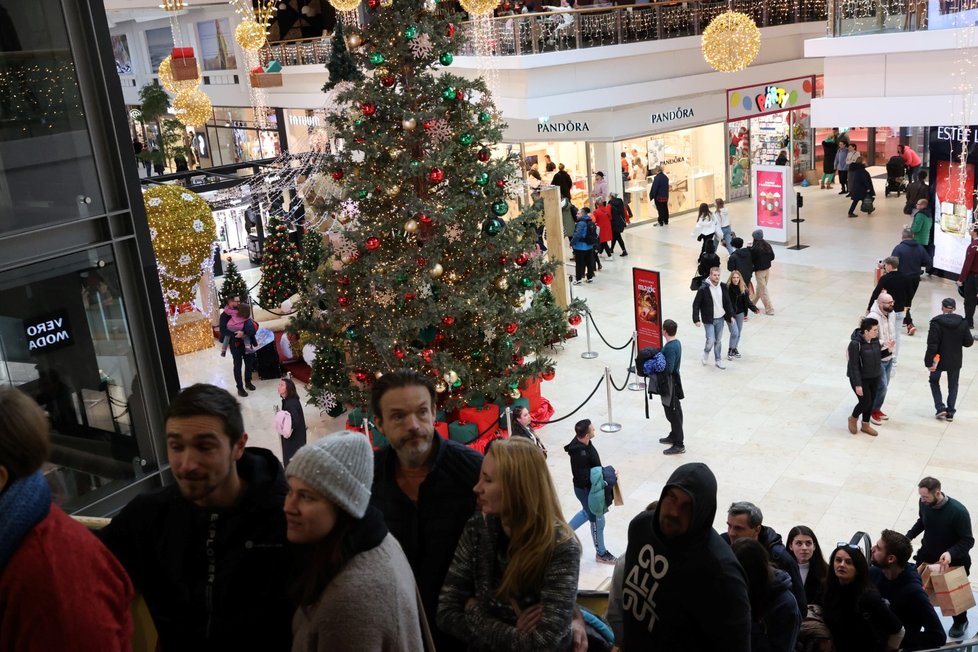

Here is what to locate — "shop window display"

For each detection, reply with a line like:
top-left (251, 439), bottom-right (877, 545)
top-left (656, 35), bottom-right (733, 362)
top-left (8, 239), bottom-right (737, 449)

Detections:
top-left (0, 248), bottom-right (154, 510)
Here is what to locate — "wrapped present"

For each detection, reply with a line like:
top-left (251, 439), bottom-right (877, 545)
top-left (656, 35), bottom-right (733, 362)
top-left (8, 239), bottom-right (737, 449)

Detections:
top-left (264, 59), bottom-right (282, 73)
top-left (251, 66), bottom-right (264, 74)
top-left (171, 56), bottom-right (199, 81)
top-left (448, 420), bottom-right (478, 445)
top-left (434, 421), bottom-right (449, 439)
top-left (250, 71), bottom-right (282, 88)
top-left (171, 47), bottom-right (195, 59)
top-left (458, 404), bottom-right (499, 439)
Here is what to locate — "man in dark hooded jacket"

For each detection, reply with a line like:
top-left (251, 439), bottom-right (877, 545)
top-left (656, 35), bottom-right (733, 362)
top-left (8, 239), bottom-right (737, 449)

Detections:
top-left (893, 227), bottom-right (933, 334)
top-left (925, 297), bottom-right (974, 421)
top-left (617, 462), bottom-right (750, 650)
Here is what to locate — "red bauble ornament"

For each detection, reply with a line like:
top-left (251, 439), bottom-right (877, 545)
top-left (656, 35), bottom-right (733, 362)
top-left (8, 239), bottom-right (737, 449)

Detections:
top-left (541, 368), bottom-right (556, 381)
top-left (337, 276), bottom-right (350, 285)
top-left (498, 255), bottom-right (509, 265)
top-left (354, 369), bottom-right (370, 383)
top-left (416, 257), bottom-right (427, 266)
top-left (381, 75), bottom-right (396, 87)
top-left (477, 148), bottom-right (491, 162)
top-left (513, 355), bottom-right (524, 366)
top-left (422, 348), bottom-right (434, 362)
top-left (496, 180), bottom-right (506, 188)
top-left (331, 170), bottom-right (344, 181)
top-left (338, 296), bottom-right (351, 307)
top-left (515, 253), bottom-right (529, 266)
top-left (568, 314), bottom-right (583, 326)
top-left (441, 315), bottom-right (456, 326)
top-left (418, 212), bottom-right (432, 224)
top-left (446, 23), bottom-right (456, 37)
top-left (455, 89), bottom-right (465, 100)
top-left (422, 119), bottom-right (437, 130)
top-left (355, 137), bottom-right (366, 144)
top-left (428, 168), bottom-right (445, 183)
top-left (404, 292), bottom-right (416, 300)
top-left (365, 237), bottom-right (381, 251)
top-left (362, 102), bottom-right (377, 116)
top-left (433, 332), bottom-right (445, 343)
top-left (367, 0), bottom-right (379, 8)
top-left (504, 322), bottom-right (518, 335)
top-left (541, 272), bottom-right (554, 285)
top-left (393, 347), bottom-right (405, 360)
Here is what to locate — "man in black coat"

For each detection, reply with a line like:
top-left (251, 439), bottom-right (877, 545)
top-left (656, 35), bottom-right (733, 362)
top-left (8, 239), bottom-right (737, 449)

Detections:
top-left (726, 236), bottom-right (754, 288)
top-left (894, 227), bottom-right (934, 333)
top-left (551, 163), bottom-right (573, 200)
top-left (370, 369), bottom-right (482, 652)
top-left (607, 192), bottom-right (629, 256)
top-left (692, 266), bottom-right (733, 369)
top-left (925, 297), bottom-right (974, 422)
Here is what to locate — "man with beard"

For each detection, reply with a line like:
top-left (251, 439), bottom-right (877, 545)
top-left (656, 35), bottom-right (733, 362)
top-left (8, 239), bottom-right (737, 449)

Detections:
top-left (98, 384), bottom-right (293, 651)
top-left (615, 462), bottom-right (750, 650)
top-left (868, 291), bottom-right (898, 425)
top-left (370, 369), bottom-right (483, 652)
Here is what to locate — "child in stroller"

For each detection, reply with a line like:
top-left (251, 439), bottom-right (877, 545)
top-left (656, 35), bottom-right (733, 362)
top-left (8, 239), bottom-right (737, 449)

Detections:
top-left (884, 155), bottom-right (907, 196)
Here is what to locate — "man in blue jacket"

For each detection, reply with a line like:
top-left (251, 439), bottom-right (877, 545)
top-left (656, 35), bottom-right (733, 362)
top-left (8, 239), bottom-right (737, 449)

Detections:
top-left (870, 529), bottom-right (946, 650)
top-left (892, 227), bottom-right (933, 335)
top-left (649, 166), bottom-right (670, 227)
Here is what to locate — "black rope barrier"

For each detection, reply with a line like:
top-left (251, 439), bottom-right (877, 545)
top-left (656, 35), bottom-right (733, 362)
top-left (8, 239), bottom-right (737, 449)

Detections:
top-left (532, 374), bottom-right (605, 426)
top-left (608, 368), bottom-right (632, 392)
top-left (585, 309), bottom-right (634, 350)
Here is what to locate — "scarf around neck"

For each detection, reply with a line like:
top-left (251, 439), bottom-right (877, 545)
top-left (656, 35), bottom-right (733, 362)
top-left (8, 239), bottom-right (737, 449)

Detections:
top-left (0, 471), bottom-right (51, 572)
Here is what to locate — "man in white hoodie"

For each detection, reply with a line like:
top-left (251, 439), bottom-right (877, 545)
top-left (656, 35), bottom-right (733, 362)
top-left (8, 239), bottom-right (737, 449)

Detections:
top-left (868, 291), bottom-right (898, 425)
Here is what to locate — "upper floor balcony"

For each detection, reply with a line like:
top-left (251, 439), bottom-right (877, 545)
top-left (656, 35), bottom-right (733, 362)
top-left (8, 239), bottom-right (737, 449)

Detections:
top-left (259, 0), bottom-right (828, 67)
top-left (830, 0), bottom-right (978, 36)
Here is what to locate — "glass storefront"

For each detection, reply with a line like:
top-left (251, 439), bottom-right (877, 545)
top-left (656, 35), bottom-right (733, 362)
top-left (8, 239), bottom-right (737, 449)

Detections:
top-left (523, 141), bottom-right (589, 208)
top-left (728, 109), bottom-right (811, 198)
top-left (205, 106), bottom-right (282, 166)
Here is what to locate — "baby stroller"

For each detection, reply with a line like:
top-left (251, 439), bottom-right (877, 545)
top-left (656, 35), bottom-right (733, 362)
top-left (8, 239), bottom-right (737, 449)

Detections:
top-left (884, 155), bottom-right (907, 197)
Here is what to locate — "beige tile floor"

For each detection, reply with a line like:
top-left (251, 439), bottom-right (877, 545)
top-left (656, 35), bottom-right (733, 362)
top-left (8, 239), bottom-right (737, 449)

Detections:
top-left (175, 168), bottom-right (978, 597)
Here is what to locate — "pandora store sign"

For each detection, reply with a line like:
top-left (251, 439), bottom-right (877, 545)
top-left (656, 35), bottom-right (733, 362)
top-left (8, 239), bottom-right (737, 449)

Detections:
top-left (24, 311), bottom-right (74, 353)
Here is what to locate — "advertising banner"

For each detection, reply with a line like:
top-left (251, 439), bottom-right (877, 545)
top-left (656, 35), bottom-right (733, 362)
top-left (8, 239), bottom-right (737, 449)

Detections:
top-left (751, 165), bottom-right (793, 244)
top-left (727, 76), bottom-right (815, 121)
top-left (929, 126), bottom-right (978, 276)
top-left (632, 268), bottom-right (662, 351)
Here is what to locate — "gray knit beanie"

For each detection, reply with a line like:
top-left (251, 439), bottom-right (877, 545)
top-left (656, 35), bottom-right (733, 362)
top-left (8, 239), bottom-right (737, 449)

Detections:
top-left (752, 229), bottom-right (764, 240)
top-left (286, 431), bottom-right (373, 518)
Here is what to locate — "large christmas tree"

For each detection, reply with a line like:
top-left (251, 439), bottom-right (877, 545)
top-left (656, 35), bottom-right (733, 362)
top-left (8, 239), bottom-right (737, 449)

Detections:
top-left (292, 0), bottom-right (573, 411)
top-left (258, 218), bottom-right (302, 309)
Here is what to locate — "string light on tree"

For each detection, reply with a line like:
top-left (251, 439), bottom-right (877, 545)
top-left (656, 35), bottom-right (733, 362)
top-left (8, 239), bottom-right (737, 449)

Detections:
top-left (701, 11), bottom-right (760, 72)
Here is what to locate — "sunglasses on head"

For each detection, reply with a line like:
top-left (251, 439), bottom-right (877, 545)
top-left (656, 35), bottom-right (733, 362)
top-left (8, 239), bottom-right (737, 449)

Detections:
top-left (836, 542), bottom-right (862, 553)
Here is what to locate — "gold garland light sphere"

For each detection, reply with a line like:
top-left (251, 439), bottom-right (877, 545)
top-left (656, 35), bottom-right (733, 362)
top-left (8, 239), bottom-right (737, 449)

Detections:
top-left (329, 0), bottom-right (363, 12)
top-left (143, 186), bottom-right (216, 305)
top-left (701, 11), bottom-right (761, 72)
top-left (460, 0), bottom-right (498, 16)
top-left (158, 55), bottom-right (200, 94)
top-left (172, 87), bottom-right (213, 127)
top-left (235, 19), bottom-right (268, 51)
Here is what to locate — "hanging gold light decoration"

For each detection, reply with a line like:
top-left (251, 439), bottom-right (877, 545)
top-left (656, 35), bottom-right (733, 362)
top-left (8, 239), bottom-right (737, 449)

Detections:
top-left (172, 87), bottom-right (213, 127)
top-left (158, 55), bottom-right (200, 94)
top-left (143, 185), bottom-right (216, 305)
top-left (235, 20), bottom-right (268, 51)
top-left (701, 11), bottom-right (761, 72)
top-left (329, 0), bottom-right (363, 11)
top-left (459, 0), bottom-right (498, 15)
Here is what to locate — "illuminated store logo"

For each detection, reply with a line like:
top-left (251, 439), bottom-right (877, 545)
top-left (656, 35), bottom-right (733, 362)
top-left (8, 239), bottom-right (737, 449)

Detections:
top-left (936, 126), bottom-right (978, 143)
top-left (289, 114), bottom-right (320, 128)
top-left (537, 119), bottom-right (589, 133)
top-left (757, 86), bottom-right (790, 112)
top-left (24, 311), bottom-right (73, 353)
top-left (650, 107), bottom-right (694, 125)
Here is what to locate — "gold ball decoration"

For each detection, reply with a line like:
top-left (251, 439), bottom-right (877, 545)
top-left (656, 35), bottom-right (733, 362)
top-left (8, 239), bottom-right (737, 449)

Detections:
top-left (701, 11), bottom-right (760, 72)
top-left (429, 263), bottom-right (444, 278)
top-left (158, 55), bottom-right (199, 94)
top-left (143, 185), bottom-right (215, 305)
top-left (460, 0), bottom-right (498, 14)
top-left (235, 20), bottom-right (268, 52)
top-left (172, 88), bottom-right (213, 127)
top-left (404, 219), bottom-right (419, 233)
top-left (329, 0), bottom-right (363, 11)
top-left (347, 32), bottom-right (362, 49)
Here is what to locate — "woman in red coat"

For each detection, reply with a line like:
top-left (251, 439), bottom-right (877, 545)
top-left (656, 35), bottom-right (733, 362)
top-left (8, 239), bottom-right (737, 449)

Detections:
top-left (592, 198), bottom-right (614, 260)
top-left (0, 388), bottom-right (133, 652)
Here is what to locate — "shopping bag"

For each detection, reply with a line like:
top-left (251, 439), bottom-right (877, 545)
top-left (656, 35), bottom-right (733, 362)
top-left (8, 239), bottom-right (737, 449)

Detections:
top-left (612, 480), bottom-right (624, 506)
top-left (860, 196), bottom-right (875, 213)
top-left (919, 564), bottom-right (976, 616)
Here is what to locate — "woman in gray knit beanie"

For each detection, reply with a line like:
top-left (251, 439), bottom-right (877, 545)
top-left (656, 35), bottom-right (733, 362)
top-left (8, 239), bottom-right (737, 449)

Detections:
top-left (285, 431), bottom-right (424, 652)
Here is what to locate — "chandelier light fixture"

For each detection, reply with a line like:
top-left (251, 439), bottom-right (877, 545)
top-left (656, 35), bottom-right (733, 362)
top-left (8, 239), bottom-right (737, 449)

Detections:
top-left (701, 10), bottom-right (761, 72)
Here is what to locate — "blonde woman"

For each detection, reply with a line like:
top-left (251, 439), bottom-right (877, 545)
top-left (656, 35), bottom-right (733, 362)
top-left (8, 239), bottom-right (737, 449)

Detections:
top-left (726, 270), bottom-right (759, 360)
top-left (438, 438), bottom-right (582, 652)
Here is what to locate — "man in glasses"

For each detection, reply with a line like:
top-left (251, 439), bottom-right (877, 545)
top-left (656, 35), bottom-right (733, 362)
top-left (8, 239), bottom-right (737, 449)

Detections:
top-left (906, 476), bottom-right (974, 639)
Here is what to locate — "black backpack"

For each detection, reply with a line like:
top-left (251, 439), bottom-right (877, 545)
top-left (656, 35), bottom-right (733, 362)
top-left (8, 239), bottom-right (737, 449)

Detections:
top-left (635, 347), bottom-right (659, 377)
top-left (585, 219), bottom-right (599, 245)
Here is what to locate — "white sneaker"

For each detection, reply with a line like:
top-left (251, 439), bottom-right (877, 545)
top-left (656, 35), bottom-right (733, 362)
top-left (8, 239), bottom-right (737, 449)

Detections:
top-left (715, 360), bottom-right (726, 369)
top-left (702, 351), bottom-right (709, 365)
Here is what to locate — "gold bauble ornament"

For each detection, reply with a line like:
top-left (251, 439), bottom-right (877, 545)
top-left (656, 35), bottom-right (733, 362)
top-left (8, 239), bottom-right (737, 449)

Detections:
top-left (143, 186), bottom-right (215, 305)
top-left (402, 117), bottom-right (417, 131)
top-left (329, 0), bottom-right (363, 10)
top-left (235, 20), bottom-right (268, 52)
top-left (509, 388), bottom-right (522, 399)
top-left (460, 0), bottom-right (498, 15)
top-left (172, 88), bottom-right (213, 127)
top-left (158, 55), bottom-right (199, 94)
top-left (511, 297), bottom-right (524, 307)
top-left (435, 380), bottom-right (448, 393)
top-left (429, 264), bottom-right (444, 278)
top-left (496, 276), bottom-right (508, 290)
top-left (404, 219), bottom-right (419, 233)
top-left (447, 370), bottom-right (459, 383)
top-left (701, 11), bottom-right (761, 72)
top-left (347, 33), bottom-right (362, 49)
top-left (386, 185), bottom-right (401, 196)
top-left (445, 271), bottom-right (460, 284)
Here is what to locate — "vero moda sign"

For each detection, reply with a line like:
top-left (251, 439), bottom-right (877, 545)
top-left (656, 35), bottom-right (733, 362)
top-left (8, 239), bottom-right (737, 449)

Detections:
top-left (23, 310), bottom-right (74, 353)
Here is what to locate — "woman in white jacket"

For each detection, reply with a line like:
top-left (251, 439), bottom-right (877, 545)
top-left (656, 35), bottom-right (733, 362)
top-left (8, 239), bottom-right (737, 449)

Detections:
top-left (692, 202), bottom-right (721, 255)
top-left (714, 198), bottom-right (733, 254)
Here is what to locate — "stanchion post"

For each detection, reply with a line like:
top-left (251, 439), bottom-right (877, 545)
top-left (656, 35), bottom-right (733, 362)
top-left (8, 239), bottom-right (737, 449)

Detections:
top-left (627, 330), bottom-right (644, 391)
top-left (600, 366), bottom-right (622, 433)
top-left (504, 406), bottom-right (513, 439)
top-left (581, 310), bottom-right (598, 359)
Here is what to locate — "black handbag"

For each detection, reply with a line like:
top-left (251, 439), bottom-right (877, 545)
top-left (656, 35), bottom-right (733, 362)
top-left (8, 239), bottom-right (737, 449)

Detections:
top-left (861, 196), bottom-right (875, 213)
top-left (689, 275), bottom-right (703, 291)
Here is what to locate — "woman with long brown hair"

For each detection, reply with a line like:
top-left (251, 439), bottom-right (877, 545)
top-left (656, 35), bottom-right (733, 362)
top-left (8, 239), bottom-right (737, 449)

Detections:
top-left (438, 438), bottom-right (581, 651)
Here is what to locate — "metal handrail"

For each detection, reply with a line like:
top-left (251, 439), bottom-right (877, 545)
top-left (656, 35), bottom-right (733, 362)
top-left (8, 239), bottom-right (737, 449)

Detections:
top-left (258, 0), bottom-right (827, 66)
top-left (828, 0), bottom-right (976, 36)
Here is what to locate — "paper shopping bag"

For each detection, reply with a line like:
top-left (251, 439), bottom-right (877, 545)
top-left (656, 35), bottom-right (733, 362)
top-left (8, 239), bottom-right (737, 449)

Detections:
top-left (612, 480), bottom-right (624, 507)
top-left (918, 563), bottom-right (940, 607)
top-left (921, 564), bottom-right (976, 616)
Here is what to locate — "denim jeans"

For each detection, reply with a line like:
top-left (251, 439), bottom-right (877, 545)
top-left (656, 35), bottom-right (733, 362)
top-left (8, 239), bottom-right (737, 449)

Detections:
top-left (720, 225), bottom-right (734, 254)
top-left (704, 318), bottom-right (725, 360)
top-left (569, 486), bottom-right (607, 555)
top-left (872, 358), bottom-right (894, 411)
top-left (930, 367), bottom-right (961, 416)
top-left (728, 313), bottom-right (744, 351)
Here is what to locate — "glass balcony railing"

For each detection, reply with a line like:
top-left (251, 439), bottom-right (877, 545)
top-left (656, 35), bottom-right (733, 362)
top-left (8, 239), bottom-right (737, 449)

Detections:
top-left (830, 0), bottom-right (978, 36)
top-left (259, 0), bottom-right (828, 66)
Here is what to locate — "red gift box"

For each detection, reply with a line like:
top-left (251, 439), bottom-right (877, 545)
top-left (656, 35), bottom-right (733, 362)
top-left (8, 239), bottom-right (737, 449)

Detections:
top-left (434, 421), bottom-right (449, 439)
top-left (251, 66), bottom-right (264, 74)
top-left (458, 404), bottom-right (500, 440)
top-left (171, 47), bottom-right (195, 59)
